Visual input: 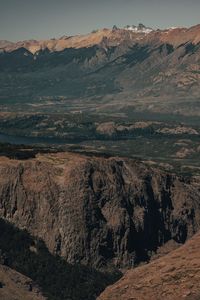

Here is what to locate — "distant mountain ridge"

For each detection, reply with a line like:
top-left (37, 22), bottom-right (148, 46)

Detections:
top-left (0, 152), bottom-right (200, 269)
top-left (0, 24), bottom-right (200, 116)
top-left (0, 25), bottom-right (153, 54)
top-left (1, 24), bottom-right (199, 55)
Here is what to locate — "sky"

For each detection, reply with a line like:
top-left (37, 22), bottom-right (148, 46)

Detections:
top-left (1, 0), bottom-right (200, 41)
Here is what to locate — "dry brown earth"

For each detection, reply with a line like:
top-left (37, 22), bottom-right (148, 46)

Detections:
top-left (98, 232), bottom-right (200, 300)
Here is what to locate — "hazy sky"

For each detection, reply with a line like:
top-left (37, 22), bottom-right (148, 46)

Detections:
top-left (1, 0), bottom-right (200, 41)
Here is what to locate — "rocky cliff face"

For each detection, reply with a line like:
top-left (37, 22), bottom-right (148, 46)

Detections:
top-left (0, 152), bottom-right (199, 269)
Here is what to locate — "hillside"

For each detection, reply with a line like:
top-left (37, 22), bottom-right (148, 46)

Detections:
top-left (98, 231), bottom-right (200, 300)
top-left (0, 264), bottom-right (46, 300)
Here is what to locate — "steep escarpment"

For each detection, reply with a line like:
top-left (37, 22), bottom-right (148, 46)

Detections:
top-left (0, 152), bottom-right (199, 269)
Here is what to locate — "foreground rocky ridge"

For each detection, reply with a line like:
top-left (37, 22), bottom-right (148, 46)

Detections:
top-left (98, 231), bottom-right (200, 300)
top-left (0, 152), bottom-right (199, 269)
top-left (0, 264), bottom-right (46, 300)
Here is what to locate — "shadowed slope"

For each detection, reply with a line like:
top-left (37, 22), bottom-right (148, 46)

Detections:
top-left (0, 218), bottom-right (121, 300)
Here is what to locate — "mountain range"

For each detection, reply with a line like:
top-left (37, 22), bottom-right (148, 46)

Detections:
top-left (1, 24), bottom-right (200, 53)
top-left (0, 24), bottom-right (200, 116)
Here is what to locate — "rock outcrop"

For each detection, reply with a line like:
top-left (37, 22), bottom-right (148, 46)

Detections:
top-left (0, 152), bottom-right (199, 269)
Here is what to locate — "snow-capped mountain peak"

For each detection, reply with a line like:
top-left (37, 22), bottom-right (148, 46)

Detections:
top-left (124, 23), bottom-right (153, 34)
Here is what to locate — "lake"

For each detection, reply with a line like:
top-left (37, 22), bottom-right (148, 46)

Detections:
top-left (0, 132), bottom-right (72, 145)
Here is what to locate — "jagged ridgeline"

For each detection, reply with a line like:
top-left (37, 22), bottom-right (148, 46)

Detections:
top-left (0, 25), bottom-right (200, 116)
